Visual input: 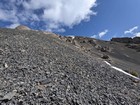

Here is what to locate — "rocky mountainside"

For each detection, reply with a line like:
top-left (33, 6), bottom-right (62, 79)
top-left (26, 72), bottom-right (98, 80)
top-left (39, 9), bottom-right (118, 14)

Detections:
top-left (0, 27), bottom-right (140, 105)
top-left (61, 36), bottom-right (140, 77)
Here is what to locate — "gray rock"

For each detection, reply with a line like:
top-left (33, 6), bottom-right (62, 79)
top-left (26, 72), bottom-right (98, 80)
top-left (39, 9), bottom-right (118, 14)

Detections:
top-left (0, 90), bottom-right (17, 101)
top-left (101, 54), bottom-right (109, 59)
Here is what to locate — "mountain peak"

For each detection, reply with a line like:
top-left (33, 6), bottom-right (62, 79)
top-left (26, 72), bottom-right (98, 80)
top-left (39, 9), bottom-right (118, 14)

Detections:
top-left (15, 25), bottom-right (31, 30)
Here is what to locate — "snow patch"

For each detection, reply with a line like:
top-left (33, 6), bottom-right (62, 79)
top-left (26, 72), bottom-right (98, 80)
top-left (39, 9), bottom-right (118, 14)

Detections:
top-left (104, 61), bottom-right (140, 80)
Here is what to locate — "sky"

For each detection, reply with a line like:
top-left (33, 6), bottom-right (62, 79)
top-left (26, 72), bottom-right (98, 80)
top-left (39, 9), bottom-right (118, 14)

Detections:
top-left (0, 0), bottom-right (140, 40)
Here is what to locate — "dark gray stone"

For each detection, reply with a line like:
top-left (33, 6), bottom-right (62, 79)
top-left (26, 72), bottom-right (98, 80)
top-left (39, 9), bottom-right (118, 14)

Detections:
top-left (0, 90), bottom-right (17, 101)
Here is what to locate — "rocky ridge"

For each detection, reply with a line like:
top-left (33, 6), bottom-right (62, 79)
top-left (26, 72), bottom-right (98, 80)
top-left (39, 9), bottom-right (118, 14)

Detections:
top-left (111, 37), bottom-right (140, 44)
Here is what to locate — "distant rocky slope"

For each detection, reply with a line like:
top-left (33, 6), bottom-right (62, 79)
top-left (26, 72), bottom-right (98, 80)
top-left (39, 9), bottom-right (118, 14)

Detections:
top-left (111, 37), bottom-right (140, 52)
top-left (111, 37), bottom-right (140, 44)
top-left (0, 27), bottom-right (140, 104)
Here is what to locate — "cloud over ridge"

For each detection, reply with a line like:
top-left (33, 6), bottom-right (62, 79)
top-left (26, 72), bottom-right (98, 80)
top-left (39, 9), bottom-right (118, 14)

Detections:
top-left (124, 26), bottom-right (138, 34)
top-left (98, 29), bottom-right (108, 38)
top-left (0, 0), bottom-right (97, 32)
top-left (91, 29), bottom-right (108, 38)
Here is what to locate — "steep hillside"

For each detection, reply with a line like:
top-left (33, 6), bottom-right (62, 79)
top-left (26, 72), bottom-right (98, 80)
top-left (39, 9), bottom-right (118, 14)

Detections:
top-left (0, 28), bottom-right (140, 105)
top-left (61, 36), bottom-right (140, 77)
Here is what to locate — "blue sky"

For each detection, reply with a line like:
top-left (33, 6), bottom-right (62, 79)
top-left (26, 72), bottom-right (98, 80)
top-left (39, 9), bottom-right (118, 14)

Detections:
top-left (0, 0), bottom-right (140, 40)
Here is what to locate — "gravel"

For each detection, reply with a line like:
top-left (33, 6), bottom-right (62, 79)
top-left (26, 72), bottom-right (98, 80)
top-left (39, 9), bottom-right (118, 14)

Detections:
top-left (0, 28), bottom-right (140, 105)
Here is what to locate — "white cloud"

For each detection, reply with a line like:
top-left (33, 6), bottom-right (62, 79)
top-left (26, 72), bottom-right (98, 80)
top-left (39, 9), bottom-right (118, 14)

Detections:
top-left (124, 26), bottom-right (140, 37)
top-left (124, 26), bottom-right (138, 34)
top-left (98, 29), bottom-right (108, 38)
top-left (90, 29), bottom-right (108, 39)
top-left (0, 9), bottom-right (18, 22)
top-left (90, 35), bottom-right (97, 38)
top-left (135, 32), bottom-right (140, 37)
top-left (6, 23), bottom-right (20, 29)
top-left (0, 0), bottom-right (97, 32)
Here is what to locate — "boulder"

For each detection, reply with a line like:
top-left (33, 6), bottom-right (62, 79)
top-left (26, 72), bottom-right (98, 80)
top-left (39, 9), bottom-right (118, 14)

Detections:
top-left (101, 54), bottom-right (109, 59)
top-left (95, 45), bottom-right (109, 52)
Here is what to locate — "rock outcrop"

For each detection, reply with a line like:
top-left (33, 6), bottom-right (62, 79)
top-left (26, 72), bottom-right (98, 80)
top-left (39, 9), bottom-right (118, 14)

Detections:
top-left (111, 37), bottom-right (133, 43)
top-left (111, 37), bottom-right (140, 44)
top-left (15, 25), bottom-right (31, 30)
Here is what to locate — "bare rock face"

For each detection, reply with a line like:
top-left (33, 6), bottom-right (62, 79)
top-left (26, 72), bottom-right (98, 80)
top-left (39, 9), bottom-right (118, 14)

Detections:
top-left (111, 37), bottom-right (133, 43)
top-left (15, 25), bottom-right (31, 30)
top-left (111, 37), bottom-right (140, 44)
